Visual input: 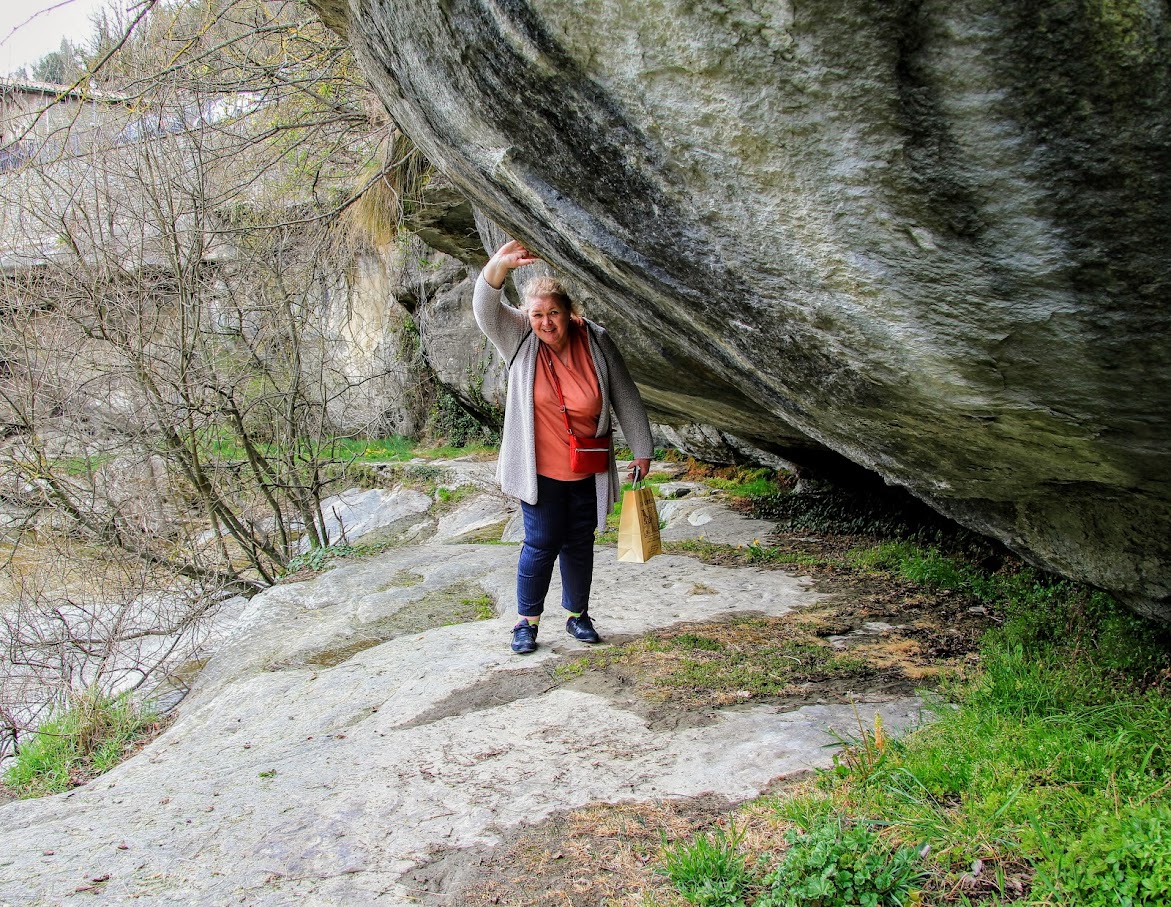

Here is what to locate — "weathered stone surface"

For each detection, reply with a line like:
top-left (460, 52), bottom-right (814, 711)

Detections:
top-left (433, 492), bottom-right (517, 542)
top-left (657, 422), bottom-right (805, 471)
top-left (0, 476), bottom-right (924, 906)
top-left (311, 0), bottom-right (1171, 618)
top-left (308, 486), bottom-right (433, 550)
top-left (658, 496), bottom-right (777, 547)
top-left (319, 251), bottom-right (434, 437)
top-left (416, 267), bottom-right (509, 422)
top-left (402, 171), bottom-right (486, 264)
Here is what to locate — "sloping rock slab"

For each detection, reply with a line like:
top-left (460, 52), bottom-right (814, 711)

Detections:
top-left (0, 542), bottom-right (921, 906)
top-left (658, 496), bottom-right (777, 547)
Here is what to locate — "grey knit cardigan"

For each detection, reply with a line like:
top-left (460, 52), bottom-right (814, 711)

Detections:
top-left (472, 273), bottom-right (654, 531)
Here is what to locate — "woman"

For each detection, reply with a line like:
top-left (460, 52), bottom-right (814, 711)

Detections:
top-left (474, 240), bottom-right (653, 654)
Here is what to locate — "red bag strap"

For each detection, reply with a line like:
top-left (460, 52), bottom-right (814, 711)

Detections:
top-left (539, 343), bottom-right (575, 437)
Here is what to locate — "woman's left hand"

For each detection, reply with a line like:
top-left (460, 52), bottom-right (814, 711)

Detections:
top-left (630, 458), bottom-right (652, 483)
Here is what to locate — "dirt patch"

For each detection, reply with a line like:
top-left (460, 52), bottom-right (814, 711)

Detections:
top-left (549, 562), bottom-right (991, 732)
top-left (385, 569), bottom-right (425, 588)
top-left (659, 521), bottom-right (997, 685)
top-left (560, 668), bottom-right (724, 733)
top-left (366, 580), bottom-right (495, 637)
top-left (408, 794), bottom-right (746, 907)
top-left (397, 666), bottom-right (559, 729)
top-left (555, 613), bottom-right (919, 731)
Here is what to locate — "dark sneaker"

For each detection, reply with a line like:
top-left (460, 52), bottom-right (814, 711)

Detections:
top-left (566, 614), bottom-right (601, 644)
top-left (511, 621), bottom-right (538, 655)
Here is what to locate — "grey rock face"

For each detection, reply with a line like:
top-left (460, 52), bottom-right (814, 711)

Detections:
top-left (416, 268), bottom-right (509, 422)
top-left (313, 0), bottom-right (1171, 618)
top-left (319, 251), bottom-right (434, 437)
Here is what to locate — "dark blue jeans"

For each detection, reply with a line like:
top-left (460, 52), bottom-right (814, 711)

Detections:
top-left (517, 475), bottom-right (596, 618)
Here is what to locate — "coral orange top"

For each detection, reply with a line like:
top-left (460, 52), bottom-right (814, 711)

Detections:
top-left (534, 321), bottom-right (603, 480)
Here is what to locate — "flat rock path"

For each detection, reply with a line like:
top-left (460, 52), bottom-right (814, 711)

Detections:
top-left (0, 462), bottom-right (924, 906)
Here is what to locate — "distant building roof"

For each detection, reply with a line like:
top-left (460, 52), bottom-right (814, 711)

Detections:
top-left (0, 76), bottom-right (128, 105)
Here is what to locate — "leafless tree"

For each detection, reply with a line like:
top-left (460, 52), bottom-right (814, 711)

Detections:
top-left (0, 0), bottom-right (437, 760)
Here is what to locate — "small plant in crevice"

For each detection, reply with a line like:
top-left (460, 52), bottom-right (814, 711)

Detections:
top-left (660, 823), bottom-right (752, 907)
top-left (826, 708), bottom-right (891, 783)
top-left (436, 484), bottom-right (476, 506)
top-left (461, 593), bottom-right (496, 622)
top-left (286, 543), bottom-right (357, 574)
top-left (284, 540), bottom-right (400, 576)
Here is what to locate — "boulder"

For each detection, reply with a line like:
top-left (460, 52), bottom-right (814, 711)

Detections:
top-left (416, 267), bottom-right (508, 423)
top-left (313, 0), bottom-right (1171, 619)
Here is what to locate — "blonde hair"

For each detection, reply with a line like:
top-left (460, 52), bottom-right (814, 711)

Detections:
top-left (522, 276), bottom-right (581, 316)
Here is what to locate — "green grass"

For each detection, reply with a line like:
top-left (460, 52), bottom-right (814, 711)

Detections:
top-left (436, 484), bottom-right (476, 506)
top-left (329, 435), bottom-right (417, 461)
top-left (653, 546), bottom-right (1171, 906)
top-left (703, 467), bottom-right (788, 499)
top-left (284, 539), bottom-right (400, 575)
top-left (660, 824), bottom-right (752, 906)
top-left (554, 616), bottom-right (875, 705)
top-left (454, 592), bottom-right (497, 622)
top-left (192, 429), bottom-right (496, 468)
top-left (55, 453), bottom-right (118, 476)
top-left (3, 689), bottom-right (163, 798)
top-left (419, 441), bottom-right (499, 460)
top-left (659, 635), bottom-right (871, 700)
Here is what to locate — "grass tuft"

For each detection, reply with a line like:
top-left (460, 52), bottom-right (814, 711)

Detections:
top-left (3, 689), bottom-right (165, 798)
top-left (660, 823), bottom-right (751, 906)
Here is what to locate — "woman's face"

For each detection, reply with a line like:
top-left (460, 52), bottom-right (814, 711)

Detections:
top-left (527, 294), bottom-right (570, 352)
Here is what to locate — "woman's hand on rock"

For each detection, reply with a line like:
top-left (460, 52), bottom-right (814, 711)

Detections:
top-left (484, 240), bottom-right (540, 289)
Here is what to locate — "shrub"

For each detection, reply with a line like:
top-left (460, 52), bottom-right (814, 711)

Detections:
top-left (427, 388), bottom-right (498, 448)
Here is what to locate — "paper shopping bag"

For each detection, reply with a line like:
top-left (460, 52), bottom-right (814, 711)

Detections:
top-left (617, 482), bottom-right (662, 563)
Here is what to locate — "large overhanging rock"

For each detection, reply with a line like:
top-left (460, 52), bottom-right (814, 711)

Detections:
top-left (311, 0), bottom-right (1171, 621)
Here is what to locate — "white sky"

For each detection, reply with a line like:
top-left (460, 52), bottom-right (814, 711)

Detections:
top-left (0, 0), bottom-right (123, 77)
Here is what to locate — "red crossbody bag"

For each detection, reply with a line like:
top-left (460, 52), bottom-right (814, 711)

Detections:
top-left (539, 343), bottom-right (612, 474)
